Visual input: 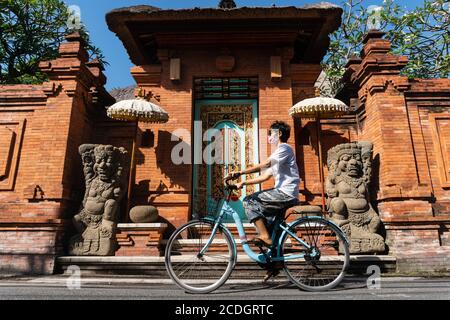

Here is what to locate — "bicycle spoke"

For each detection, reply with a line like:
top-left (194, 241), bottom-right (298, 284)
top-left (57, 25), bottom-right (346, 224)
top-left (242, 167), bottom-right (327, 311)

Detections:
top-left (202, 253), bottom-right (232, 260)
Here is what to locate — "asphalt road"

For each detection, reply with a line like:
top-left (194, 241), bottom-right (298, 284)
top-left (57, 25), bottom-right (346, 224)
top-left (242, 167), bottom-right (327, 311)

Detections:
top-left (0, 276), bottom-right (449, 300)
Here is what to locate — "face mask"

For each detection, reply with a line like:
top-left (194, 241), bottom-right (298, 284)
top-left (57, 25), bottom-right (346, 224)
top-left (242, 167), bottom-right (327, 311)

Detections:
top-left (268, 130), bottom-right (279, 145)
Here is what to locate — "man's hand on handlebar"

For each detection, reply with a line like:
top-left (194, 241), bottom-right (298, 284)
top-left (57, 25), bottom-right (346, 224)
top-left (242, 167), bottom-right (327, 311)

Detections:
top-left (224, 172), bottom-right (244, 190)
top-left (235, 181), bottom-right (244, 189)
top-left (225, 171), bottom-right (242, 181)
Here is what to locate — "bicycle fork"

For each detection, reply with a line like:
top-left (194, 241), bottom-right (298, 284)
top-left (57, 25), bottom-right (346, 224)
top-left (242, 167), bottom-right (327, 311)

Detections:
top-left (197, 220), bottom-right (222, 259)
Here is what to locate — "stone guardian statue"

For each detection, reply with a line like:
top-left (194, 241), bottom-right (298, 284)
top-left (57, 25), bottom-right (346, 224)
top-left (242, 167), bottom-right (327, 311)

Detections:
top-left (326, 141), bottom-right (385, 254)
top-left (69, 144), bottom-right (128, 256)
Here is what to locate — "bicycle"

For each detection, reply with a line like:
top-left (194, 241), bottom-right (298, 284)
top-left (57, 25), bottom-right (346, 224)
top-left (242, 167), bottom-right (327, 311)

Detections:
top-left (165, 178), bottom-right (350, 294)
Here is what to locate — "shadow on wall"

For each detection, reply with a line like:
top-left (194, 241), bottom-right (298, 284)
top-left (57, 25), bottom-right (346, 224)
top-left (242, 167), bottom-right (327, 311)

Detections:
top-left (0, 253), bottom-right (55, 275)
top-left (297, 121), bottom-right (353, 158)
top-left (297, 121), bottom-right (351, 203)
top-left (131, 135), bottom-right (148, 207)
top-left (131, 130), bottom-right (190, 211)
top-left (154, 130), bottom-right (190, 191)
top-left (370, 153), bottom-right (381, 202)
top-left (158, 216), bottom-right (177, 240)
top-left (367, 153), bottom-right (389, 253)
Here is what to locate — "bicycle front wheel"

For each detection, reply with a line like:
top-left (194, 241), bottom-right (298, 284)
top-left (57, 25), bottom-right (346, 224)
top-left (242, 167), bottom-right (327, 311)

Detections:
top-left (281, 217), bottom-right (349, 291)
top-left (164, 219), bottom-right (236, 294)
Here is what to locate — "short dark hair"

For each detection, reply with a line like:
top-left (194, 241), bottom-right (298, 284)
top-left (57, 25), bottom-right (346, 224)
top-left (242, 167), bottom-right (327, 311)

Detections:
top-left (270, 121), bottom-right (291, 143)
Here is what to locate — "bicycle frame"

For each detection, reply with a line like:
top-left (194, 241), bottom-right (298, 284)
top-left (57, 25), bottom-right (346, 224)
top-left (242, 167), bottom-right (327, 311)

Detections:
top-left (198, 187), bottom-right (328, 265)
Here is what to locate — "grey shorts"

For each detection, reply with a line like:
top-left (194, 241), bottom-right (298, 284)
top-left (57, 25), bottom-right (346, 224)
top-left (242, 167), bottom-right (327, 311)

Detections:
top-left (243, 188), bottom-right (300, 226)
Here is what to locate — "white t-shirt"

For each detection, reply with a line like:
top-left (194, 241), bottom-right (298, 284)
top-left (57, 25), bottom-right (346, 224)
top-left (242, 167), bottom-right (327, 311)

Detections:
top-left (268, 143), bottom-right (300, 198)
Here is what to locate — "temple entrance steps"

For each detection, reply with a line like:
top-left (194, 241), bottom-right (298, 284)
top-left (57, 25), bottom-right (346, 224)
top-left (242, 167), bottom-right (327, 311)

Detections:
top-left (55, 255), bottom-right (397, 278)
top-left (57, 222), bottom-right (397, 277)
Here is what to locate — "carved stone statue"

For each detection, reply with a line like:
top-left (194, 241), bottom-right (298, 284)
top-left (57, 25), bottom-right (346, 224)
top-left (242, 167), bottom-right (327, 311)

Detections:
top-left (326, 141), bottom-right (385, 254)
top-left (69, 144), bottom-right (128, 256)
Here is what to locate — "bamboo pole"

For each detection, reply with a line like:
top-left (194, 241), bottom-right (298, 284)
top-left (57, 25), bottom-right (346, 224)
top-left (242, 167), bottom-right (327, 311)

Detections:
top-left (315, 114), bottom-right (326, 214)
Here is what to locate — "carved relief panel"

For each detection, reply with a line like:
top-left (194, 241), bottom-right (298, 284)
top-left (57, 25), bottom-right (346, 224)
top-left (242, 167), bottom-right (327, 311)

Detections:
top-left (430, 114), bottom-right (450, 188)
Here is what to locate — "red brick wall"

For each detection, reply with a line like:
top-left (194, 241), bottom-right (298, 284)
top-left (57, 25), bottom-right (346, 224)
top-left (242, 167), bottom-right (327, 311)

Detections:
top-left (0, 33), bottom-right (113, 274)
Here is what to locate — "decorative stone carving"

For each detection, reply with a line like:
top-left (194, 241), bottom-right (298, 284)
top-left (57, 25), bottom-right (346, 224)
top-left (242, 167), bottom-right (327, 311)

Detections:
top-left (69, 144), bottom-right (128, 256)
top-left (326, 141), bottom-right (385, 254)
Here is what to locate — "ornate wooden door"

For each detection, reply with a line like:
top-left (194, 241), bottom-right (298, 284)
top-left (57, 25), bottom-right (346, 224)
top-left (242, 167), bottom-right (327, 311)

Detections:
top-left (192, 100), bottom-right (259, 222)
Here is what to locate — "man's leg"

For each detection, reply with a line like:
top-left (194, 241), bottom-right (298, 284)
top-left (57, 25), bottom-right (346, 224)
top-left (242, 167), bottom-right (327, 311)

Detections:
top-left (245, 189), bottom-right (300, 246)
top-left (243, 189), bottom-right (292, 246)
top-left (243, 191), bottom-right (273, 246)
top-left (253, 218), bottom-right (272, 245)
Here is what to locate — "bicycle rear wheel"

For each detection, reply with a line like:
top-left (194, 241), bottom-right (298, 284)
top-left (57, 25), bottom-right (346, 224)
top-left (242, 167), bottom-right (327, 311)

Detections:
top-left (164, 219), bottom-right (236, 294)
top-left (281, 217), bottom-right (349, 291)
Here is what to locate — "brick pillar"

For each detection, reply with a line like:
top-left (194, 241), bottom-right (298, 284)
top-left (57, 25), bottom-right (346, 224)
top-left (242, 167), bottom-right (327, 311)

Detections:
top-left (37, 33), bottom-right (113, 213)
top-left (347, 31), bottom-right (433, 220)
top-left (0, 32), bottom-right (113, 274)
top-left (341, 31), bottom-right (450, 272)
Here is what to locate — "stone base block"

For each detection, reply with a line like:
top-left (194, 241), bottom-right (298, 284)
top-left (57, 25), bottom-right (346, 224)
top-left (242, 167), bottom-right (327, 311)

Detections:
top-left (115, 223), bottom-right (167, 256)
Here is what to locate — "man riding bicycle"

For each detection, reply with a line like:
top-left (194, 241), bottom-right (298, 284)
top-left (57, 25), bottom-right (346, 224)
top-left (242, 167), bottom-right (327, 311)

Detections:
top-left (166, 120), bottom-right (349, 290)
top-left (226, 120), bottom-right (300, 247)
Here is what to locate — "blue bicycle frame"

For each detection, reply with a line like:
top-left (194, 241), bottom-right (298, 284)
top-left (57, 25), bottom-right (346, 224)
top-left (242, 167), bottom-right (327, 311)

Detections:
top-left (198, 195), bottom-right (334, 264)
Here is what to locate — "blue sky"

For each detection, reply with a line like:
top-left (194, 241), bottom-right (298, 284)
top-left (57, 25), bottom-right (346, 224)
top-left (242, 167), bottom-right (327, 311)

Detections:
top-left (64, 0), bottom-right (425, 90)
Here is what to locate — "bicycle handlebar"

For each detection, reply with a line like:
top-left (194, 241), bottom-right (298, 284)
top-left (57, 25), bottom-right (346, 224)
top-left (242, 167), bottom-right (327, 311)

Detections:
top-left (224, 177), bottom-right (238, 191)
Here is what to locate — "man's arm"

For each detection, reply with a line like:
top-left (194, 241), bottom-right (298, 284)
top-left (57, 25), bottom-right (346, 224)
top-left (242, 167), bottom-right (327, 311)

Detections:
top-left (228, 158), bottom-right (271, 178)
top-left (236, 169), bottom-right (272, 189)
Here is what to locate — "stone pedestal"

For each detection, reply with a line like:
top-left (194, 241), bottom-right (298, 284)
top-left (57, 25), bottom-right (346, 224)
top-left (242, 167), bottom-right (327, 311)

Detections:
top-left (116, 223), bottom-right (167, 256)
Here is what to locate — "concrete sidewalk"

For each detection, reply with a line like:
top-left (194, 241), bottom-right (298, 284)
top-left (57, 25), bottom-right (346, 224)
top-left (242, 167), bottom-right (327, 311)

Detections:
top-left (0, 275), bottom-right (449, 300)
top-left (0, 273), bottom-right (443, 286)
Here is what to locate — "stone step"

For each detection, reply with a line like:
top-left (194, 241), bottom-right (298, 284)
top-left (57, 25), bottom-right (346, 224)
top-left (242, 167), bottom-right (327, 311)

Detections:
top-left (56, 255), bottom-right (397, 278)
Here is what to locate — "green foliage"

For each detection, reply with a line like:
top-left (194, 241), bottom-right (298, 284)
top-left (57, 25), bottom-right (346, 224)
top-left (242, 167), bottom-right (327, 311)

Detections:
top-left (385, 0), bottom-right (450, 79)
top-left (0, 0), bottom-right (107, 84)
top-left (321, 0), bottom-right (450, 96)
